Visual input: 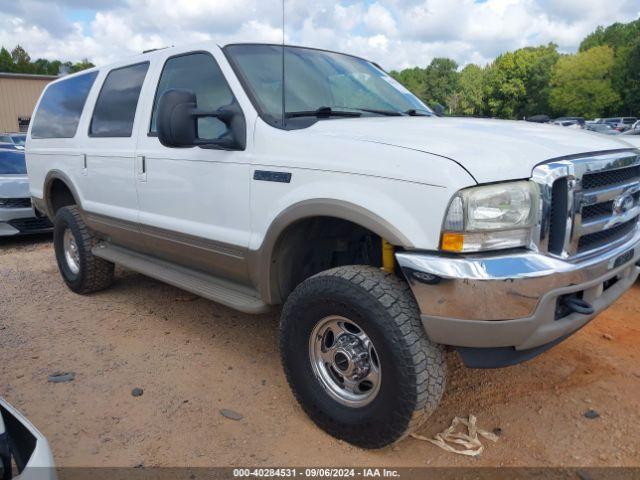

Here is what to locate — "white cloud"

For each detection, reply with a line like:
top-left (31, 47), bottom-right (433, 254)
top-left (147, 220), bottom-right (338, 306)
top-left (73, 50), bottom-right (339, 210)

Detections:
top-left (0, 0), bottom-right (638, 70)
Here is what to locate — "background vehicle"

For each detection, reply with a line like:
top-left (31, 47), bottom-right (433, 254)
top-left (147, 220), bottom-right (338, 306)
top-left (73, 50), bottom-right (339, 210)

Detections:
top-left (0, 134), bottom-right (26, 150)
top-left (553, 116), bottom-right (585, 126)
top-left (0, 149), bottom-right (52, 236)
top-left (553, 120), bottom-right (580, 128)
top-left (25, 42), bottom-right (640, 449)
top-left (603, 117), bottom-right (637, 132)
top-left (0, 398), bottom-right (55, 480)
top-left (584, 123), bottom-right (620, 135)
top-left (0, 143), bottom-right (22, 151)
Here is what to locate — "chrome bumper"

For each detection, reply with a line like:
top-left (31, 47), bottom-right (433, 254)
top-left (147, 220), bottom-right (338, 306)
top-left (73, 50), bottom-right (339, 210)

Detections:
top-left (396, 229), bottom-right (640, 350)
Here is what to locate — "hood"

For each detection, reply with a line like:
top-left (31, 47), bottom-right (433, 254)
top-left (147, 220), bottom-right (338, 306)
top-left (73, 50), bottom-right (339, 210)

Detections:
top-left (306, 116), bottom-right (638, 184)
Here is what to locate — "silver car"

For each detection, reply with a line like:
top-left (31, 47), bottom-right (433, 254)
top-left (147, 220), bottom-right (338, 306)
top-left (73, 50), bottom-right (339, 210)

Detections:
top-left (0, 149), bottom-right (52, 236)
top-left (0, 398), bottom-right (55, 480)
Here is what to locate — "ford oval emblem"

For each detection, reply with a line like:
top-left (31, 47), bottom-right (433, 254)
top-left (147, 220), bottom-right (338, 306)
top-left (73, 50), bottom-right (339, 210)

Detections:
top-left (613, 193), bottom-right (635, 215)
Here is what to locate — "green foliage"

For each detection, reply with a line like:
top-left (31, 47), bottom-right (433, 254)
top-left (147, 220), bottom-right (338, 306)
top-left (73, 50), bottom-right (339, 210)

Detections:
top-left (457, 64), bottom-right (485, 116)
top-left (0, 45), bottom-right (95, 75)
top-left (483, 44), bottom-right (559, 119)
top-left (549, 46), bottom-right (620, 118)
top-left (389, 17), bottom-right (639, 119)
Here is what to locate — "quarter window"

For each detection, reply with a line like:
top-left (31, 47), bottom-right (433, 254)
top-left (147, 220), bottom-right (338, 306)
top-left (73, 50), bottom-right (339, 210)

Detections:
top-left (31, 71), bottom-right (98, 138)
top-left (150, 53), bottom-right (235, 141)
top-left (90, 62), bottom-right (149, 137)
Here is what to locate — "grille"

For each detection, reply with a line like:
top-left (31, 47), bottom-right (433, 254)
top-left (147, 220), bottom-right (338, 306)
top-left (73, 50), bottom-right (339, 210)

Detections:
top-left (581, 165), bottom-right (640, 190)
top-left (0, 197), bottom-right (31, 208)
top-left (8, 216), bottom-right (53, 232)
top-left (548, 178), bottom-right (568, 255)
top-left (577, 217), bottom-right (639, 253)
top-left (536, 153), bottom-right (640, 257)
top-left (582, 201), bottom-right (613, 220)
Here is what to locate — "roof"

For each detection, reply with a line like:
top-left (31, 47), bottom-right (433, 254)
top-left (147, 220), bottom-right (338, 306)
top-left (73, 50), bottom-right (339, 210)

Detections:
top-left (0, 72), bottom-right (59, 80)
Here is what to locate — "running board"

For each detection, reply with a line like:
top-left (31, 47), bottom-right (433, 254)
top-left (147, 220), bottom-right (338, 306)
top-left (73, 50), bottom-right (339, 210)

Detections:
top-left (92, 243), bottom-right (270, 314)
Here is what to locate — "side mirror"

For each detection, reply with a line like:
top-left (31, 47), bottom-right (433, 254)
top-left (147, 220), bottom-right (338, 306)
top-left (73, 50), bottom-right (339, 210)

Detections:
top-left (432, 103), bottom-right (445, 117)
top-left (156, 89), bottom-right (245, 150)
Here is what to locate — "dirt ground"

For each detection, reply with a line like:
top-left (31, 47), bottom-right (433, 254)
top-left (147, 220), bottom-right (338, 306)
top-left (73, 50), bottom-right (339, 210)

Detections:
top-left (1, 234), bottom-right (639, 468)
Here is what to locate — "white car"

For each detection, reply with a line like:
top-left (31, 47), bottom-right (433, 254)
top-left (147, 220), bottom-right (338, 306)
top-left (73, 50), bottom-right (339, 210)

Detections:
top-left (0, 398), bottom-right (55, 480)
top-left (25, 42), bottom-right (640, 448)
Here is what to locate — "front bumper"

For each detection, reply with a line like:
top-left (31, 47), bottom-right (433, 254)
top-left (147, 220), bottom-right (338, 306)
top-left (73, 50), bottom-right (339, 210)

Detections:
top-left (396, 229), bottom-right (640, 353)
top-left (0, 207), bottom-right (53, 236)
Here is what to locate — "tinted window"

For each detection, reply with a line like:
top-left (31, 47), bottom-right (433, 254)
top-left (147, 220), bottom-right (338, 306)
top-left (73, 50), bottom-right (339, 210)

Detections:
top-left (150, 53), bottom-right (234, 140)
top-left (0, 150), bottom-right (26, 174)
top-left (31, 71), bottom-right (98, 138)
top-left (90, 62), bottom-right (149, 137)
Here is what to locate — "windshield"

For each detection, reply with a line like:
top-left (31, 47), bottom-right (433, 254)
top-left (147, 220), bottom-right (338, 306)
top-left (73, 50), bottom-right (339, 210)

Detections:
top-left (10, 135), bottom-right (26, 146)
top-left (224, 44), bottom-right (431, 125)
top-left (0, 150), bottom-right (26, 174)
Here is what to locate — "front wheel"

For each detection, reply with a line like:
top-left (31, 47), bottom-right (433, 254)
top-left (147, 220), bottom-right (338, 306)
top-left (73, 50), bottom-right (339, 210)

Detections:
top-left (280, 266), bottom-right (446, 449)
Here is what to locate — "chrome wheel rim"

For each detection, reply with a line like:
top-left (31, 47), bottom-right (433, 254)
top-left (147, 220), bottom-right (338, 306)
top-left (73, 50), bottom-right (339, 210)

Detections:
top-left (63, 228), bottom-right (80, 275)
top-left (309, 315), bottom-right (381, 407)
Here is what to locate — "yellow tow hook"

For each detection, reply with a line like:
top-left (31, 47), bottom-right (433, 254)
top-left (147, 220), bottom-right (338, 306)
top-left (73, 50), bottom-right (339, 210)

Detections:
top-left (381, 238), bottom-right (395, 273)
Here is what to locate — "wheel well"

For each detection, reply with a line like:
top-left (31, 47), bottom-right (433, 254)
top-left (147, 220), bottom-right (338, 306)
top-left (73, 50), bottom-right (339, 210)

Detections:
top-left (48, 179), bottom-right (77, 216)
top-left (272, 217), bottom-right (383, 301)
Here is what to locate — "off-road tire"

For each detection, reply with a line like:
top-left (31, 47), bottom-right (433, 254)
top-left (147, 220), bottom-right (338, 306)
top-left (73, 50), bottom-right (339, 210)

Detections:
top-left (280, 265), bottom-right (446, 449)
top-left (53, 205), bottom-right (114, 294)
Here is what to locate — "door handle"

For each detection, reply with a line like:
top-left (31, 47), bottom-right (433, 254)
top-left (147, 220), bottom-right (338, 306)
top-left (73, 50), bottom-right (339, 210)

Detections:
top-left (81, 154), bottom-right (87, 175)
top-left (136, 155), bottom-right (147, 182)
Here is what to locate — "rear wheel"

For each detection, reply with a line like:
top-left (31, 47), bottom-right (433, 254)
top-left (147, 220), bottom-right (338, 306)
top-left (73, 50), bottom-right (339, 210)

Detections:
top-left (53, 205), bottom-right (114, 294)
top-left (280, 265), bottom-right (446, 448)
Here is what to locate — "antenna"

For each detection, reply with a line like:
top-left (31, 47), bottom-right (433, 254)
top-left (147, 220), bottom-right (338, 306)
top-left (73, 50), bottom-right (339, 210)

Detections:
top-left (281, 0), bottom-right (286, 127)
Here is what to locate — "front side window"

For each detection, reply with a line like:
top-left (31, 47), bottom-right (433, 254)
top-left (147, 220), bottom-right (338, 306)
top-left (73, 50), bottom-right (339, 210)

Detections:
top-left (90, 62), bottom-right (149, 137)
top-left (224, 44), bottom-right (431, 126)
top-left (31, 71), bottom-right (98, 138)
top-left (150, 53), bottom-right (235, 141)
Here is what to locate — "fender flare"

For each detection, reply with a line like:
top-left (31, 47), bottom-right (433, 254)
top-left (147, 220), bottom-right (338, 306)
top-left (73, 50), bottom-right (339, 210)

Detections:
top-left (42, 170), bottom-right (82, 218)
top-left (248, 198), bottom-right (413, 304)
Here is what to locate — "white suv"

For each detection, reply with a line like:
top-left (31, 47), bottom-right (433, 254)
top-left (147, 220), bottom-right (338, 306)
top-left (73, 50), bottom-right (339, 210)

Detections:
top-left (26, 43), bottom-right (640, 448)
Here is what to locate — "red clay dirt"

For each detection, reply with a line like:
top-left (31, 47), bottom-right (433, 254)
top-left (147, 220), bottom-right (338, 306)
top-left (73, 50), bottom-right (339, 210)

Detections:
top-left (1, 234), bottom-right (639, 467)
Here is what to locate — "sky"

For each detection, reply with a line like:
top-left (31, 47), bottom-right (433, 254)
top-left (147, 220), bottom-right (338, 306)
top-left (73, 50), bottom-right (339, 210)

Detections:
top-left (1, 0), bottom-right (639, 71)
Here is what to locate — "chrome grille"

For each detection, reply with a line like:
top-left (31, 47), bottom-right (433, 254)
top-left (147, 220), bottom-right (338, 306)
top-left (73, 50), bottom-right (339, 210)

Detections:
top-left (533, 151), bottom-right (640, 259)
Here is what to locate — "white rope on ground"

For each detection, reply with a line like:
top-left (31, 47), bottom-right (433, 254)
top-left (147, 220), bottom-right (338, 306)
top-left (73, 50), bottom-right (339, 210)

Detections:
top-left (411, 414), bottom-right (499, 456)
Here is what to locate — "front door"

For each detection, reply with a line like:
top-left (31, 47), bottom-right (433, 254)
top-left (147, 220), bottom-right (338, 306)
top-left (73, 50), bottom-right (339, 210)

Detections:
top-left (133, 49), bottom-right (253, 285)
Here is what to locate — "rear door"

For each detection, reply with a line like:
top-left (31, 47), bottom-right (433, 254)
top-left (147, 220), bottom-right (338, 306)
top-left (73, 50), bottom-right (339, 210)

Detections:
top-left (79, 62), bottom-right (150, 249)
top-left (133, 48), bottom-right (254, 285)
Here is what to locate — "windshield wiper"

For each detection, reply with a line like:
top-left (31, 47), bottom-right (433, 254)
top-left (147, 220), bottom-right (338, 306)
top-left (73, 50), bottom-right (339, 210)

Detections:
top-left (351, 107), bottom-right (404, 116)
top-left (285, 106), bottom-right (362, 119)
top-left (404, 109), bottom-right (433, 117)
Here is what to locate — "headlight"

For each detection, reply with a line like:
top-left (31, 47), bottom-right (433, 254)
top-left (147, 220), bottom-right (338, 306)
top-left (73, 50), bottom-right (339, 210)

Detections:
top-left (441, 181), bottom-right (539, 253)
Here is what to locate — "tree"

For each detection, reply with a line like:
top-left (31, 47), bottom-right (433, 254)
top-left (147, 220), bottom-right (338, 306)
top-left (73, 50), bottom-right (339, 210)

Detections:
top-left (422, 58), bottom-right (459, 112)
top-left (0, 45), bottom-right (94, 75)
top-left (0, 47), bottom-right (12, 72)
top-left (483, 44), bottom-right (559, 119)
top-left (455, 64), bottom-right (485, 116)
top-left (549, 46), bottom-right (621, 118)
top-left (70, 58), bottom-right (95, 73)
top-left (11, 45), bottom-right (32, 73)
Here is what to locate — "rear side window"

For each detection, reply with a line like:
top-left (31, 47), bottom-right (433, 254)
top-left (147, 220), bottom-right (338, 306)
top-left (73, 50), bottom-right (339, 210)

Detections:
top-left (149, 53), bottom-right (235, 140)
top-left (31, 71), bottom-right (98, 139)
top-left (90, 62), bottom-right (149, 137)
top-left (0, 150), bottom-right (26, 174)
